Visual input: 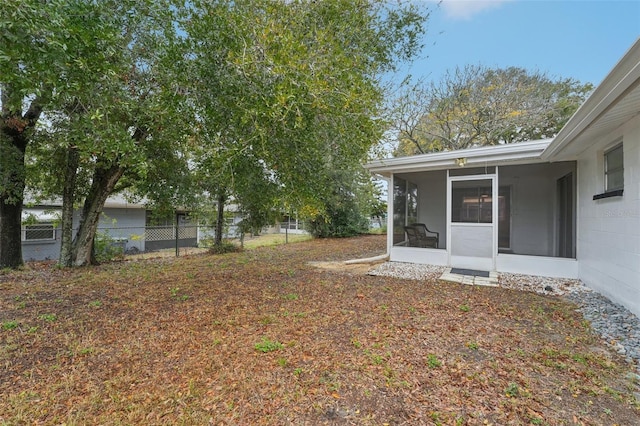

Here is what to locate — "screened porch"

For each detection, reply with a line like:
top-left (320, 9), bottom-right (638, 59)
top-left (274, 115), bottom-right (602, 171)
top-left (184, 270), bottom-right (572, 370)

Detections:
top-left (390, 161), bottom-right (577, 277)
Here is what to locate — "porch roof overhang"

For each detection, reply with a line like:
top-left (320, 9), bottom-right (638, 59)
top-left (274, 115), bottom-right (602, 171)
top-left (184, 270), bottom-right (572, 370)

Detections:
top-left (542, 38), bottom-right (640, 162)
top-left (365, 139), bottom-right (552, 177)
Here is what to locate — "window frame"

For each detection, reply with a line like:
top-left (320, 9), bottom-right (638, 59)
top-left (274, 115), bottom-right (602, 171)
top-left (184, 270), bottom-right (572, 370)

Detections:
top-left (22, 222), bottom-right (56, 242)
top-left (604, 143), bottom-right (624, 192)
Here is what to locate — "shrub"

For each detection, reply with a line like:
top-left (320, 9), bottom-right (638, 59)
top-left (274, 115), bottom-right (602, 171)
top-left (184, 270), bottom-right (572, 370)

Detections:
top-left (208, 240), bottom-right (242, 255)
top-left (94, 231), bottom-right (125, 263)
top-left (306, 202), bottom-right (369, 238)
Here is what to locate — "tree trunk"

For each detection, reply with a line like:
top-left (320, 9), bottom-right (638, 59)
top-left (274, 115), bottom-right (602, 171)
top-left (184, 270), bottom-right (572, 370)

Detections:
top-left (0, 95), bottom-right (38, 268)
top-left (0, 136), bottom-right (25, 268)
top-left (214, 192), bottom-right (226, 247)
top-left (0, 198), bottom-right (24, 269)
top-left (59, 147), bottom-right (80, 267)
top-left (71, 163), bottom-right (125, 266)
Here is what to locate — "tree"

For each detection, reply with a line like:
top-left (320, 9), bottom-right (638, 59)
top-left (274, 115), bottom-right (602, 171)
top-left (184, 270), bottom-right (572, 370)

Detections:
top-left (390, 65), bottom-right (593, 156)
top-left (185, 0), bottom-right (429, 243)
top-left (3, 0), bottom-right (430, 268)
top-left (1, 0), bottom-right (129, 268)
top-left (306, 168), bottom-right (380, 238)
top-left (18, 0), bottom-right (189, 267)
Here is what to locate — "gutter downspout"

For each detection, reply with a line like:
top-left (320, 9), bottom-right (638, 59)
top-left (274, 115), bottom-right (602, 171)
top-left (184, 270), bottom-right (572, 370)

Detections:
top-left (344, 252), bottom-right (389, 265)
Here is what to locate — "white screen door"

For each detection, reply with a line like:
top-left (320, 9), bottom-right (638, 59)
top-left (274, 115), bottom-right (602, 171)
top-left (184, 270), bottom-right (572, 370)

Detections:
top-left (448, 176), bottom-right (497, 271)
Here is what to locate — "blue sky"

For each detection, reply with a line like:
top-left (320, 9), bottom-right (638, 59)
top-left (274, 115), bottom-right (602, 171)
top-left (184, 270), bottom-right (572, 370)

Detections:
top-left (394, 0), bottom-right (640, 86)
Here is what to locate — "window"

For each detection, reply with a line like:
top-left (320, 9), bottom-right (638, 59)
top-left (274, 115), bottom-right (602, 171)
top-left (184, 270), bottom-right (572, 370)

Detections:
top-left (451, 180), bottom-right (493, 223)
top-left (22, 223), bottom-right (56, 241)
top-left (605, 144), bottom-right (623, 191)
top-left (282, 215), bottom-right (301, 230)
top-left (407, 182), bottom-right (418, 225)
top-left (392, 177), bottom-right (418, 245)
top-left (393, 177), bottom-right (408, 245)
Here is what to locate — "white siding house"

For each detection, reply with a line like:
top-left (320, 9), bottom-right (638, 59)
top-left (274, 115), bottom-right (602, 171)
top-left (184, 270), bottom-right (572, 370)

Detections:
top-left (541, 39), bottom-right (640, 317)
top-left (21, 196), bottom-right (147, 261)
top-left (367, 38), bottom-right (640, 317)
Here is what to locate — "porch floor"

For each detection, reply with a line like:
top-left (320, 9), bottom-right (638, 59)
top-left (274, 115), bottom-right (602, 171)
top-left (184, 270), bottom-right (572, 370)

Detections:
top-left (439, 268), bottom-right (498, 287)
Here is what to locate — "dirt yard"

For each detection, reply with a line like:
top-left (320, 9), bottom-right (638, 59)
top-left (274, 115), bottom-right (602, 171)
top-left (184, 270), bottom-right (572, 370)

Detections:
top-left (1, 235), bottom-right (639, 424)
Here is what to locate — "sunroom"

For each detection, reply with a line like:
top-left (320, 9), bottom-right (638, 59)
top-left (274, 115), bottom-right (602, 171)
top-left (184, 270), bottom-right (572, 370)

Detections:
top-left (366, 139), bottom-right (578, 278)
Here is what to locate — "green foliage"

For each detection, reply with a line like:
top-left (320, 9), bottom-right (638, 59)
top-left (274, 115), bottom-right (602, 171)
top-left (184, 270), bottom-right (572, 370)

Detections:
top-left (426, 354), bottom-right (441, 368)
top-left (306, 201), bottom-right (370, 238)
top-left (169, 287), bottom-right (189, 302)
top-left (93, 231), bottom-right (125, 263)
top-left (1, 320), bottom-right (18, 331)
top-left (39, 314), bottom-right (57, 322)
top-left (391, 65), bottom-right (594, 156)
top-left (2, 0), bottom-right (429, 268)
top-left (254, 338), bottom-right (284, 353)
top-left (505, 382), bottom-right (520, 397)
top-left (208, 240), bottom-right (241, 255)
top-left (305, 169), bottom-right (376, 238)
top-left (187, 0), bottom-right (428, 237)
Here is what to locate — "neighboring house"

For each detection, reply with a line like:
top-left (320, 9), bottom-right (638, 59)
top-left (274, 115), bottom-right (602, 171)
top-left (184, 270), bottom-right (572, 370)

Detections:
top-left (22, 195), bottom-right (147, 261)
top-left (21, 195), bottom-right (197, 261)
top-left (195, 212), bottom-right (243, 244)
top-left (266, 214), bottom-right (309, 235)
top-left (366, 39), bottom-right (640, 317)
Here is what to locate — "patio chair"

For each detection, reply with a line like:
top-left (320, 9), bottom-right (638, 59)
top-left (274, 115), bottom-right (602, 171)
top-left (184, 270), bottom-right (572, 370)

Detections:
top-left (410, 223), bottom-right (439, 248)
top-left (404, 225), bottom-right (421, 247)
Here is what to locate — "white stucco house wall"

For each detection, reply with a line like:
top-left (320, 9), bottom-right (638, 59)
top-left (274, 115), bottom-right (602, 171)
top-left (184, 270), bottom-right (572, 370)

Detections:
top-left (366, 38), bottom-right (640, 317)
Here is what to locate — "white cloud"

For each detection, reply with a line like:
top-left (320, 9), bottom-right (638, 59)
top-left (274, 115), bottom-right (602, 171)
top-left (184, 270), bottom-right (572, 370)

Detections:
top-left (439, 0), bottom-right (512, 21)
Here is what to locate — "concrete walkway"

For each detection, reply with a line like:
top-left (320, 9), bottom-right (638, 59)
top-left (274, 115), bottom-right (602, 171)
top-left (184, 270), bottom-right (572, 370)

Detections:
top-left (439, 268), bottom-right (499, 287)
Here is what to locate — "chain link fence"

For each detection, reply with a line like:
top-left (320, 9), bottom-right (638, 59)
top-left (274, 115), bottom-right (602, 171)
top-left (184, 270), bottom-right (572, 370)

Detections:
top-left (20, 223), bottom-right (243, 262)
top-left (20, 216), bottom-right (314, 262)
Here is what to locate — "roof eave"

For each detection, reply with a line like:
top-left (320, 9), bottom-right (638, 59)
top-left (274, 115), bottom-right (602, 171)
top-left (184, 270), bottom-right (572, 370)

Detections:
top-left (542, 38), bottom-right (640, 161)
top-left (366, 139), bottom-right (552, 176)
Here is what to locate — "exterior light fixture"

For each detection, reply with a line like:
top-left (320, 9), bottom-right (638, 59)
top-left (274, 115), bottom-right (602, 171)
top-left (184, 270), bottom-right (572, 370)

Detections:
top-left (456, 157), bottom-right (467, 167)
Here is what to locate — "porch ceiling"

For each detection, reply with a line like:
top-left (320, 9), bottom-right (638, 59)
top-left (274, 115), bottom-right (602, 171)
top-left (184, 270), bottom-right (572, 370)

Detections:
top-left (365, 139), bottom-right (551, 177)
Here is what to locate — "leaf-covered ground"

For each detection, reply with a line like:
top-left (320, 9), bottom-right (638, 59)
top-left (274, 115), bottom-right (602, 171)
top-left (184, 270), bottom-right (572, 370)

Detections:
top-left (1, 235), bottom-right (639, 425)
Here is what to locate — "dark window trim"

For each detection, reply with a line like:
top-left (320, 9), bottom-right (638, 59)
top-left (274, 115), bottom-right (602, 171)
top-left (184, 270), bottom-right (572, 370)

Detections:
top-left (604, 143), bottom-right (624, 192)
top-left (593, 189), bottom-right (624, 200)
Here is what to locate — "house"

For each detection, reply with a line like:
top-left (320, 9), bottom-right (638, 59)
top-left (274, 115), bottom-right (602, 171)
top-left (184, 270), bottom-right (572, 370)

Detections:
top-left (21, 195), bottom-right (198, 261)
top-left (366, 39), bottom-right (640, 318)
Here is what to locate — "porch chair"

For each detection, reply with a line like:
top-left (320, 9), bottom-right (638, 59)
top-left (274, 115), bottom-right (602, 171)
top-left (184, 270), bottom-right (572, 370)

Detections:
top-left (404, 225), bottom-right (421, 247)
top-left (410, 223), bottom-right (439, 248)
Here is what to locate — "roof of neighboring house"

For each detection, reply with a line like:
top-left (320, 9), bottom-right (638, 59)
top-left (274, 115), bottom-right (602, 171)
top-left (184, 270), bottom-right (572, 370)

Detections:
top-left (367, 38), bottom-right (640, 176)
top-left (21, 208), bottom-right (60, 222)
top-left (543, 37), bottom-right (640, 161)
top-left (22, 193), bottom-right (146, 222)
top-left (24, 193), bottom-right (147, 210)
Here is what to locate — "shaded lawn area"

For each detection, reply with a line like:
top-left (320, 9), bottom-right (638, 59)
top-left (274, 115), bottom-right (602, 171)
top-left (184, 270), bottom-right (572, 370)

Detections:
top-left (1, 235), bottom-right (639, 425)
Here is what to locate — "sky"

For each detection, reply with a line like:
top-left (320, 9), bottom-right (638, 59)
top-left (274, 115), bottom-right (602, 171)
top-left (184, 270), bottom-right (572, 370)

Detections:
top-left (393, 0), bottom-right (640, 87)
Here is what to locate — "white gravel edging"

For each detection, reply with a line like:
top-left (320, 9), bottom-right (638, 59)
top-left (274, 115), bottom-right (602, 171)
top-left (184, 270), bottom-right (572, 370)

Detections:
top-left (368, 261), bottom-right (446, 281)
top-left (368, 261), bottom-right (588, 296)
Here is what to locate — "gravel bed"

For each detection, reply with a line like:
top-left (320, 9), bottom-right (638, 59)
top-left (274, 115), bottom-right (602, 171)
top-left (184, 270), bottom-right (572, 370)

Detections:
top-left (368, 261), bottom-right (446, 281)
top-left (368, 262), bottom-right (640, 375)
